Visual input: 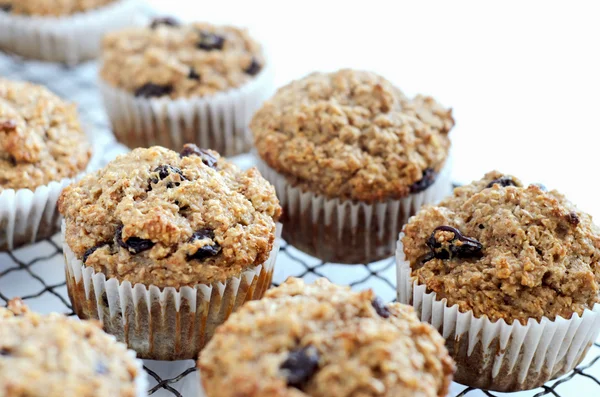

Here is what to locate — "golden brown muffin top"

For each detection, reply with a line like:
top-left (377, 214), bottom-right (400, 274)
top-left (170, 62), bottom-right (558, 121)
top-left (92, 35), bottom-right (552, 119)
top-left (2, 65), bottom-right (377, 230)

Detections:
top-left (0, 299), bottom-right (141, 397)
top-left (0, 79), bottom-right (91, 191)
top-left (402, 171), bottom-right (600, 325)
top-left (0, 0), bottom-right (117, 16)
top-left (59, 145), bottom-right (281, 288)
top-left (251, 69), bottom-right (453, 202)
top-left (199, 278), bottom-right (454, 397)
top-left (100, 20), bottom-right (265, 99)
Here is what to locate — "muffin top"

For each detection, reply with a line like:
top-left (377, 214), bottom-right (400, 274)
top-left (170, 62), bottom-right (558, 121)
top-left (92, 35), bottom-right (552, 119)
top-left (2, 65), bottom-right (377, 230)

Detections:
top-left (0, 79), bottom-right (91, 191)
top-left (58, 144), bottom-right (281, 288)
top-left (100, 19), bottom-right (265, 99)
top-left (402, 171), bottom-right (600, 325)
top-left (0, 299), bottom-right (142, 397)
top-left (251, 69), bottom-right (454, 202)
top-left (199, 277), bottom-right (454, 397)
top-left (0, 0), bottom-right (116, 16)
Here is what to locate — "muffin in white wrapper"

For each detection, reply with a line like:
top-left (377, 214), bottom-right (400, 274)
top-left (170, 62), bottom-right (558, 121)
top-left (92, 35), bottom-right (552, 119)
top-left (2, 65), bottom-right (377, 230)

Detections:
top-left (396, 233), bottom-right (600, 391)
top-left (256, 155), bottom-right (452, 264)
top-left (99, 63), bottom-right (273, 156)
top-left (0, 0), bottom-right (140, 65)
top-left (63, 222), bottom-right (282, 361)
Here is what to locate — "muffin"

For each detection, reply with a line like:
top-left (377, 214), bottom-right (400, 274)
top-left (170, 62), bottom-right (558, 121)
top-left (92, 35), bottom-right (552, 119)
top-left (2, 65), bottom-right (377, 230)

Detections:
top-left (0, 0), bottom-right (139, 64)
top-left (0, 78), bottom-right (91, 250)
top-left (99, 19), bottom-right (273, 156)
top-left (199, 277), bottom-right (454, 397)
top-left (396, 171), bottom-right (600, 391)
top-left (58, 144), bottom-right (282, 360)
top-left (0, 298), bottom-right (146, 396)
top-left (251, 69), bottom-right (454, 264)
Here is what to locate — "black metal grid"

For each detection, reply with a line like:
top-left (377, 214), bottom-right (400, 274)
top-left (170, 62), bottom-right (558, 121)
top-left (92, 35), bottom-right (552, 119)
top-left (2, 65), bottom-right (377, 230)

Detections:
top-left (1, 53), bottom-right (599, 397)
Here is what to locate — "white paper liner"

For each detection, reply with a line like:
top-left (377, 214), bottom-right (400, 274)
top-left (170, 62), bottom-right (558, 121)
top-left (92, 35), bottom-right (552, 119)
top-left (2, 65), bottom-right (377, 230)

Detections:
top-left (0, 0), bottom-right (140, 64)
top-left (63, 221), bottom-right (282, 361)
top-left (396, 234), bottom-right (600, 391)
top-left (0, 177), bottom-right (73, 251)
top-left (99, 59), bottom-right (274, 157)
top-left (255, 155), bottom-right (452, 264)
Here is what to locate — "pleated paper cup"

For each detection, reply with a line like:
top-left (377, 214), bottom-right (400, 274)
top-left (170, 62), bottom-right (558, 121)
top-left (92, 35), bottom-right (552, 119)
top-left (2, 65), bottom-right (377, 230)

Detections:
top-left (255, 156), bottom-right (452, 264)
top-left (0, 0), bottom-right (140, 65)
top-left (99, 60), bottom-right (274, 157)
top-left (63, 221), bottom-right (282, 361)
top-left (396, 234), bottom-right (600, 391)
top-left (0, 177), bottom-right (76, 251)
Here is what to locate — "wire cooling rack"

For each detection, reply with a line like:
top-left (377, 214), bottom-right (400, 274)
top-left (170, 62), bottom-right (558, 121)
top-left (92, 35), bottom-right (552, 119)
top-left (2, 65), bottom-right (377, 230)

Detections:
top-left (1, 53), bottom-right (600, 397)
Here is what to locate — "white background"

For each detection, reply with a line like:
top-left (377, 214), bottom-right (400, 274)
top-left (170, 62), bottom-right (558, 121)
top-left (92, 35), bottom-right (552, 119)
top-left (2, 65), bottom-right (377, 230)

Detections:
top-left (148, 0), bottom-right (600, 218)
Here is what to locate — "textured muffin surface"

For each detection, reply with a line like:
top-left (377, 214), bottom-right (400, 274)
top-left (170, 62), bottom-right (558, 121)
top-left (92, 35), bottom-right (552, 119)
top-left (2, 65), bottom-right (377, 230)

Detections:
top-left (0, 0), bottom-right (117, 16)
top-left (199, 278), bottom-right (454, 397)
top-left (58, 145), bottom-right (281, 288)
top-left (0, 299), bottom-right (140, 397)
top-left (0, 79), bottom-right (91, 191)
top-left (251, 69), bottom-right (453, 202)
top-left (402, 171), bottom-right (600, 324)
top-left (100, 20), bottom-right (265, 99)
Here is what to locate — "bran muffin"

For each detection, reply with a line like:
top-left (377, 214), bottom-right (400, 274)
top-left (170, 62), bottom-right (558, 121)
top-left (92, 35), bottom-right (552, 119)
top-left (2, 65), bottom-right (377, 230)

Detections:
top-left (199, 278), bottom-right (455, 397)
top-left (0, 79), bottom-right (91, 250)
top-left (0, 298), bottom-right (146, 397)
top-left (397, 171), bottom-right (600, 391)
top-left (0, 0), bottom-right (139, 64)
top-left (99, 19), bottom-right (273, 156)
top-left (251, 69), bottom-right (454, 263)
top-left (59, 144), bottom-right (282, 360)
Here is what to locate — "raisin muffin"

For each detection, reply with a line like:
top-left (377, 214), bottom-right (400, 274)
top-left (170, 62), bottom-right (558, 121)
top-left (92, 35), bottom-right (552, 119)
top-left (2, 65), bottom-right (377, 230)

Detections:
top-left (0, 298), bottom-right (146, 397)
top-left (0, 0), bottom-right (139, 64)
top-left (99, 18), bottom-right (273, 156)
top-left (59, 144), bottom-right (282, 360)
top-left (251, 69), bottom-right (454, 264)
top-left (199, 278), bottom-right (454, 397)
top-left (397, 171), bottom-right (600, 391)
top-left (0, 78), bottom-right (91, 250)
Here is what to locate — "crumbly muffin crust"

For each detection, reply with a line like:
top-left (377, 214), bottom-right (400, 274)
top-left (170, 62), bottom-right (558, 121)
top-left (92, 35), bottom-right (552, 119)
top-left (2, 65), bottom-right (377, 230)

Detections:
top-left (0, 0), bottom-right (117, 16)
top-left (251, 69), bottom-right (453, 202)
top-left (199, 278), bottom-right (454, 397)
top-left (402, 171), bottom-right (600, 325)
top-left (0, 299), bottom-right (140, 397)
top-left (0, 79), bottom-right (91, 191)
top-left (100, 20), bottom-right (265, 99)
top-left (58, 145), bottom-right (281, 288)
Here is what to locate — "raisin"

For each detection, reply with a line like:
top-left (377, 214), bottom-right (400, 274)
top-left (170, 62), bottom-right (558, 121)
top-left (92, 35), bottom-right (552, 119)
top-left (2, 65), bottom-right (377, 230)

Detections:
top-left (197, 32), bottom-right (225, 51)
top-left (410, 168), bottom-right (437, 193)
top-left (154, 164), bottom-right (184, 180)
top-left (150, 17), bottom-right (179, 29)
top-left (244, 57), bottom-right (262, 76)
top-left (566, 211), bottom-right (580, 226)
top-left (0, 348), bottom-right (11, 356)
top-left (188, 68), bottom-right (201, 81)
top-left (280, 346), bottom-right (320, 389)
top-left (0, 4), bottom-right (11, 12)
top-left (188, 229), bottom-right (221, 260)
top-left (426, 225), bottom-right (483, 260)
top-left (82, 245), bottom-right (105, 264)
top-left (115, 225), bottom-right (155, 254)
top-left (371, 297), bottom-right (390, 318)
top-left (134, 83), bottom-right (173, 98)
top-left (179, 144), bottom-right (217, 168)
top-left (486, 176), bottom-right (517, 189)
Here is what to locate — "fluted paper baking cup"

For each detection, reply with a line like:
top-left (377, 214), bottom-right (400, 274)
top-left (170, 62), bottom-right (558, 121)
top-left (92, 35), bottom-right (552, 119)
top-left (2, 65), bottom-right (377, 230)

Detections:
top-left (0, 0), bottom-right (139, 64)
top-left (396, 235), bottom-right (600, 391)
top-left (0, 178), bottom-right (74, 251)
top-left (63, 221), bottom-right (282, 361)
top-left (255, 156), bottom-right (452, 264)
top-left (99, 60), bottom-right (274, 157)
